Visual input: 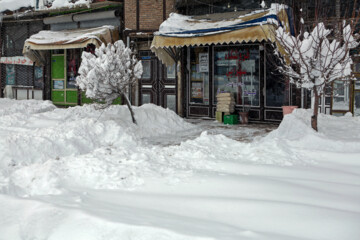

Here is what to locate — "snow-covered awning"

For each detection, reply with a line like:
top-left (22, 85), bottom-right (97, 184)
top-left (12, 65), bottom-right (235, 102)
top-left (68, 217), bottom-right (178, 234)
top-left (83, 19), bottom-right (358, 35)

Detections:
top-left (151, 4), bottom-right (293, 66)
top-left (23, 25), bottom-right (118, 65)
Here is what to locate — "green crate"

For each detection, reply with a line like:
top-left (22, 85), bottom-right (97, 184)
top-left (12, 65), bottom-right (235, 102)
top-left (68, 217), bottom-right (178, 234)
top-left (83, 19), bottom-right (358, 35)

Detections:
top-left (223, 114), bottom-right (238, 125)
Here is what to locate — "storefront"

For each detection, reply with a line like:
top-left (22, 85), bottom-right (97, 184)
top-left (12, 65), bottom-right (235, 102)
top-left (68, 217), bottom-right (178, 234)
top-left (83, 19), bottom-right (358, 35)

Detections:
top-left (151, 7), bottom-right (295, 121)
top-left (23, 25), bottom-right (119, 106)
top-left (0, 20), bottom-right (45, 100)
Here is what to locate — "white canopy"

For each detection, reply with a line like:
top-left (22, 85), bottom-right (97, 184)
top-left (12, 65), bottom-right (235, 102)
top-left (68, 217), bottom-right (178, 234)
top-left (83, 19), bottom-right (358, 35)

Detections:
top-left (23, 25), bottom-right (118, 65)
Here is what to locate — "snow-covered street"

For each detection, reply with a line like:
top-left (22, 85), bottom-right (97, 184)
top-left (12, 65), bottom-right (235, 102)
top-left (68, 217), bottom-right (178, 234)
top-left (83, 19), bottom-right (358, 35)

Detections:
top-left (0, 99), bottom-right (359, 240)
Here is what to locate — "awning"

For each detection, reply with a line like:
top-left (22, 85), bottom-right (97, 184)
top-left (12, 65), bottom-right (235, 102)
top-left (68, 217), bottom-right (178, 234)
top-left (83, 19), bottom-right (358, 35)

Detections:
top-left (151, 4), bottom-right (293, 66)
top-left (23, 25), bottom-right (119, 65)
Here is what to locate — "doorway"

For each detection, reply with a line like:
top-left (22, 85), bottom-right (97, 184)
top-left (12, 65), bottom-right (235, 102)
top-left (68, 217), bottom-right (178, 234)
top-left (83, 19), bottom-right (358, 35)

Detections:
top-left (139, 51), bottom-right (176, 112)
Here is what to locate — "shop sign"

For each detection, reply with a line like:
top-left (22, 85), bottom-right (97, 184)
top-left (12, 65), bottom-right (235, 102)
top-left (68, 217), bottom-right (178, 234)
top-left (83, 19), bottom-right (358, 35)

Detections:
top-left (0, 56), bottom-right (34, 66)
top-left (199, 53), bottom-right (208, 72)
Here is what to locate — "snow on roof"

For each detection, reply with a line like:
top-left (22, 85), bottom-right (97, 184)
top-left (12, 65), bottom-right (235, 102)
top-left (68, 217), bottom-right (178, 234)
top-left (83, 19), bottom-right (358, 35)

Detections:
top-left (157, 3), bottom-right (288, 37)
top-left (0, 0), bottom-right (33, 13)
top-left (48, 0), bottom-right (92, 10)
top-left (0, 0), bottom-right (92, 13)
top-left (25, 25), bottom-right (114, 46)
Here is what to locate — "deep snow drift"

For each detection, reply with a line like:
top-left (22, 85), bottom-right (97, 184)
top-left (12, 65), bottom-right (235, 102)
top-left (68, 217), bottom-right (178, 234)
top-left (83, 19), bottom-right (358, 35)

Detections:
top-left (0, 99), bottom-right (359, 240)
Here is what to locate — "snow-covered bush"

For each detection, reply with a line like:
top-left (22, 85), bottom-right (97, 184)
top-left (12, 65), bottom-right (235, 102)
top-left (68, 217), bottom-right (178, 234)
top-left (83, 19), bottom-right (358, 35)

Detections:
top-left (77, 40), bottom-right (143, 124)
top-left (274, 20), bottom-right (359, 131)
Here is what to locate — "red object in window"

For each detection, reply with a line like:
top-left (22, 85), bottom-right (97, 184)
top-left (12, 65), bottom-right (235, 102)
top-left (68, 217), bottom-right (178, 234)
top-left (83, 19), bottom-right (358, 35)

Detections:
top-left (68, 59), bottom-right (77, 75)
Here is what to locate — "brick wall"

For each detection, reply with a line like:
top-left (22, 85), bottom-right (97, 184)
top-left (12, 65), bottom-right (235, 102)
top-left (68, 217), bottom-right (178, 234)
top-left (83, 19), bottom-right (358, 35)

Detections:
top-left (124, 0), bottom-right (137, 30)
top-left (125, 0), bottom-right (175, 30)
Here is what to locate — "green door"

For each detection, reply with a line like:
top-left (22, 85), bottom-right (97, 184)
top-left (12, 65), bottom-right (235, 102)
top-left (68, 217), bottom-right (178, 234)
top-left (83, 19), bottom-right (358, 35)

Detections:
top-left (51, 54), bottom-right (66, 104)
top-left (51, 51), bottom-right (78, 106)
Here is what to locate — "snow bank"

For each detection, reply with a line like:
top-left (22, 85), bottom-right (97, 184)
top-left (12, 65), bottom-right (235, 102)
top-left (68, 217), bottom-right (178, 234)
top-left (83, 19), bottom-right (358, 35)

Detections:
top-left (1, 100), bottom-right (360, 240)
top-left (267, 108), bottom-right (360, 152)
top-left (0, 100), bottom-right (194, 196)
top-left (0, 194), bottom-right (212, 240)
top-left (0, 99), bottom-right (55, 117)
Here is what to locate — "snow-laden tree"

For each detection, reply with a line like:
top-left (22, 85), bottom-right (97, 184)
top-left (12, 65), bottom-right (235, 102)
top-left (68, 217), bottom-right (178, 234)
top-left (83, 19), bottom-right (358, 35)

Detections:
top-left (274, 20), bottom-right (359, 131)
top-left (77, 40), bottom-right (143, 124)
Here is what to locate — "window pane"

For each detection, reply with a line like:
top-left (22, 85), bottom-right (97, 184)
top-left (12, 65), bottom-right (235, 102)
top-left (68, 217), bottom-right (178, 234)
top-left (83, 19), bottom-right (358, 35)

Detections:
top-left (190, 47), bottom-right (209, 104)
top-left (142, 93), bottom-right (150, 104)
top-left (67, 49), bottom-right (80, 89)
top-left (34, 66), bottom-right (44, 89)
top-left (166, 94), bottom-right (176, 112)
top-left (265, 50), bottom-right (287, 107)
top-left (53, 80), bottom-right (64, 89)
top-left (5, 64), bottom-right (15, 85)
top-left (354, 62), bottom-right (360, 73)
top-left (141, 61), bottom-right (151, 79)
top-left (214, 45), bottom-right (260, 106)
top-left (354, 92), bottom-right (360, 116)
top-left (355, 80), bottom-right (360, 90)
top-left (333, 81), bottom-right (350, 111)
top-left (166, 64), bottom-right (175, 79)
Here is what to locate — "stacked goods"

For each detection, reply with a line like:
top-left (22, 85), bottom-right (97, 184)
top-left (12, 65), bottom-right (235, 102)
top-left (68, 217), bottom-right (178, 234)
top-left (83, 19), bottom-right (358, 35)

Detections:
top-left (216, 92), bottom-right (235, 114)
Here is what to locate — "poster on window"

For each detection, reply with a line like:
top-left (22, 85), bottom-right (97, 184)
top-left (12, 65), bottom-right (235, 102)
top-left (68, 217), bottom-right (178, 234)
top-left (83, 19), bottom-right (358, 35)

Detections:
top-left (199, 53), bottom-right (209, 72)
top-left (191, 82), bottom-right (203, 98)
top-left (53, 80), bottom-right (64, 89)
top-left (6, 64), bottom-right (15, 85)
top-left (34, 66), bottom-right (44, 88)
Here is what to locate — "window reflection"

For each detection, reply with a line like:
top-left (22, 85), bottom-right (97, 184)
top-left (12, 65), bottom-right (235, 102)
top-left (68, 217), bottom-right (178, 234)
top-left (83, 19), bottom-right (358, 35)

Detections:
top-left (66, 49), bottom-right (80, 89)
top-left (141, 61), bottom-right (151, 79)
top-left (166, 64), bottom-right (175, 79)
top-left (354, 92), bottom-right (360, 116)
top-left (189, 47), bottom-right (209, 104)
top-left (214, 45), bottom-right (260, 106)
top-left (166, 94), bottom-right (176, 111)
top-left (333, 81), bottom-right (350, 111)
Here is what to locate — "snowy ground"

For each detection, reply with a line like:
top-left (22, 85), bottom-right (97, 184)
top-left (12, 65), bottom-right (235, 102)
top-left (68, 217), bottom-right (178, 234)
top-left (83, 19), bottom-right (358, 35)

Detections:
top-left (0, 99), bottom-right (359, 240)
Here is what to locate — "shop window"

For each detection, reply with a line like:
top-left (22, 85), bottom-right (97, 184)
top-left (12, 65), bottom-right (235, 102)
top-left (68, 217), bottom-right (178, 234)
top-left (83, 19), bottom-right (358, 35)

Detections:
top-left (34, 66), bottom-right (44, 89)
top-left (333, 81), bottom-right (350, 111)
top-left (265, 50), bottom-right (288, 107)
top-left (66, 49), bottom-right (81, 89)
top-left (214, 45), bottom-right (260, 106)
top-left (189, 47), bottom-right (209, 105)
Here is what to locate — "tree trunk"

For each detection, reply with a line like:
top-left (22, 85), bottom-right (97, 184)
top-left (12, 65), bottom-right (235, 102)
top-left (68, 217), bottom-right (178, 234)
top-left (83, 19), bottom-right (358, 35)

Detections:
top-left (122, 93), bottom-right (137, 124)
top-left (311, 86), bottom-right (319, 131)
